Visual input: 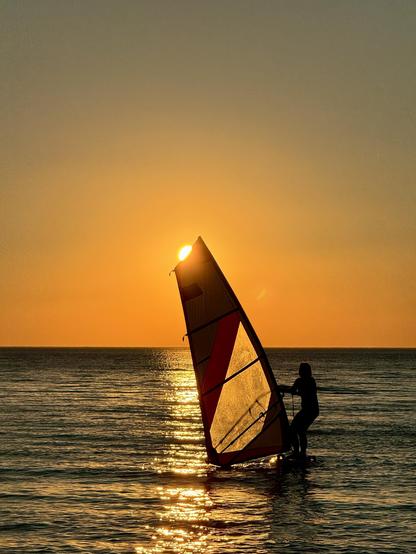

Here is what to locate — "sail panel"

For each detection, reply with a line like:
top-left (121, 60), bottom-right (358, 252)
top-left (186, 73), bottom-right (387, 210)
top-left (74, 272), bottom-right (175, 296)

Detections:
top-left (210, 359), bottom-right (271, 452)
top-left (175, 237), bottom-right (290, 466)
top-left (200, 311), bottom-right (240, 424)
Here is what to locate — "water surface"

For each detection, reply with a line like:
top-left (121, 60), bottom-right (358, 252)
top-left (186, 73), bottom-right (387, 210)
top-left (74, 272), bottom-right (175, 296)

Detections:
top-left (1, 348), bottom-right (415, 553)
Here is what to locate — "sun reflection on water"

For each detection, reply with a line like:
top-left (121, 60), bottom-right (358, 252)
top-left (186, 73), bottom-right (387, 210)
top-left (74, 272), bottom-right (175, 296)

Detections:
top-left (146, 486), bottom-right (213, 553)
top-left (136, 350), bottom-right (212, 552)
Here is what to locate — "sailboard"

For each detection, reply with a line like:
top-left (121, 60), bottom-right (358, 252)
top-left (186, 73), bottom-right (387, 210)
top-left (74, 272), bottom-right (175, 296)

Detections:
top-left (174, 236), bottom-right (290, 466)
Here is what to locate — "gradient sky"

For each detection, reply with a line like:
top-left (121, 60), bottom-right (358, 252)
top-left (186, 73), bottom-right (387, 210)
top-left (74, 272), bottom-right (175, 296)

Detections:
top-left (1, 1), bottom-right (415, 346)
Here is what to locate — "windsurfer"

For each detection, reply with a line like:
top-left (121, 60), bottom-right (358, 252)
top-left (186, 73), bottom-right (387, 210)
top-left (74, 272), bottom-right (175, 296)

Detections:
top-left (279, 362), bottom-right (319, 459)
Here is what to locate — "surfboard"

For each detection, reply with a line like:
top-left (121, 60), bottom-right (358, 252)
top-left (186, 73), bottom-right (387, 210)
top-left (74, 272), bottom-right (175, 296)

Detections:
top-left (274, 453), bottom-right (317, 470)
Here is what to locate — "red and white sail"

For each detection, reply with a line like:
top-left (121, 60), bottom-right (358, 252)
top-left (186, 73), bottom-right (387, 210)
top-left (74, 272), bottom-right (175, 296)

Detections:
top-left (174, 237), bottom-right (290, 466)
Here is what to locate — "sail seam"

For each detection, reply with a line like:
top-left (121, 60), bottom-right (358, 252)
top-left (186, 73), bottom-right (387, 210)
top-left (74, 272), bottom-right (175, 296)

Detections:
top-left (186, 308), bottom-right (239, 337)
top-left (202, 357), bottom-right (260, 397)
top-left (217, 399), bottom-right (280, 454)
top-left (225, 407), bottom-right (285, 465)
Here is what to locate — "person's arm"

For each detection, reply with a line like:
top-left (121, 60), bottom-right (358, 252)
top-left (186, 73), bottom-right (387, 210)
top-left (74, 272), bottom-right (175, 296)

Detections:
top-left (278, 384), bottom-right (292, 394)
top-left (278, 380), bottom-right (300, 395)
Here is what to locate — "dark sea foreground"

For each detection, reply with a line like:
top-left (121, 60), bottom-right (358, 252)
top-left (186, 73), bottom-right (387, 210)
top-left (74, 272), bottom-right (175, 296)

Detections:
top-left (0, 348), bottom-right (415, 553)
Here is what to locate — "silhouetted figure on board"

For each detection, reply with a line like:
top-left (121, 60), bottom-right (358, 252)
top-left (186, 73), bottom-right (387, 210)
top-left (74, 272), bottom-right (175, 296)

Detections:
top-left (279, 362), bottom-right (319, 458)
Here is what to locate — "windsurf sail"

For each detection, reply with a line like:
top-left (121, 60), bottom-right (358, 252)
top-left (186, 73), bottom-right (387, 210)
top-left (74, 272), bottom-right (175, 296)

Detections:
top-left (174, 236), bottom-right (290, 466)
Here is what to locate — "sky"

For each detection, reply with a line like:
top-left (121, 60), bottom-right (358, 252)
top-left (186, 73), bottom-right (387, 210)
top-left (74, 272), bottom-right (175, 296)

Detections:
top-left (1, 1), bottom-right (415, 347)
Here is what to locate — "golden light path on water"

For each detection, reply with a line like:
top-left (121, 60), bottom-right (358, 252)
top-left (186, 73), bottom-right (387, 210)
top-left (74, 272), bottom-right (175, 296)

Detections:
top-left (136, 350), bottom-right (213, 553)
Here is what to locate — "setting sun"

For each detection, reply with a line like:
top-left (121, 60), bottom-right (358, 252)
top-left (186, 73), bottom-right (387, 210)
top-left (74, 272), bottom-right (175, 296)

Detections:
top-left (178, 245), bottom-right (192, 261)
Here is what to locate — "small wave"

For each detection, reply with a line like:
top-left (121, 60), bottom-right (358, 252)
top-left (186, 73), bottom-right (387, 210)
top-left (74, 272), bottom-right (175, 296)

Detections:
top-left (0, 522), bottom-right (51, 532)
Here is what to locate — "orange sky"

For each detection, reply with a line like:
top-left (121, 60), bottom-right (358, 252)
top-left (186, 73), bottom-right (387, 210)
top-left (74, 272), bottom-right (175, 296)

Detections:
top-left (1, 2), bottom-right (415, 346)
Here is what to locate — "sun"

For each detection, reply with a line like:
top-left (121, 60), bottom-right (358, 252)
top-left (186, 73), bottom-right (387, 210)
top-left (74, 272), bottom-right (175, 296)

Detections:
top-left (178, 244), bottom-right (192, 261)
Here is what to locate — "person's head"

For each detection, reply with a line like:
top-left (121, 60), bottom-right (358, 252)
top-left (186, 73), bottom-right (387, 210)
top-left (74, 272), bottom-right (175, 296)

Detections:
top-left (299, 362), bottom-right (312, 378)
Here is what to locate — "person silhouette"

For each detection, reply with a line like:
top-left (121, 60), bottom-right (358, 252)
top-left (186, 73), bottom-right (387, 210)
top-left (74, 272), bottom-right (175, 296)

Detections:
top-left (279, 362), bottom-right (319, 458)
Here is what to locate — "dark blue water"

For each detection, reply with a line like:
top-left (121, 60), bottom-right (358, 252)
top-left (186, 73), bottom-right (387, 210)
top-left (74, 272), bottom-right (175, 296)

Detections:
top-left (1, 348), bottom-right (415, 553)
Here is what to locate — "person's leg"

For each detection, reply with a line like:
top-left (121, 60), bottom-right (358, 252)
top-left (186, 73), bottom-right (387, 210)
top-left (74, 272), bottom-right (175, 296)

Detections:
top-left (299, 412), bottom-right (318, 457)
top-left (299, 430), bottom-right (307, 457)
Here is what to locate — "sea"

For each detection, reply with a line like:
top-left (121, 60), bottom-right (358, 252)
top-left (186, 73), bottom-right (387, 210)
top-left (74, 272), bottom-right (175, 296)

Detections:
top-left (0, 348), bottom-right (415, 553)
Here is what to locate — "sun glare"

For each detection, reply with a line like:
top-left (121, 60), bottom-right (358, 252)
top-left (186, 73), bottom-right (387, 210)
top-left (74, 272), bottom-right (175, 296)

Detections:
top-left (178, 245), bottom-right (192, 261)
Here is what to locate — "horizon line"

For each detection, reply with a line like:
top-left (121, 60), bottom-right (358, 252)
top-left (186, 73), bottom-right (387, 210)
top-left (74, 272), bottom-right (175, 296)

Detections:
top-left (0, 344), bottom-right (415, 349)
